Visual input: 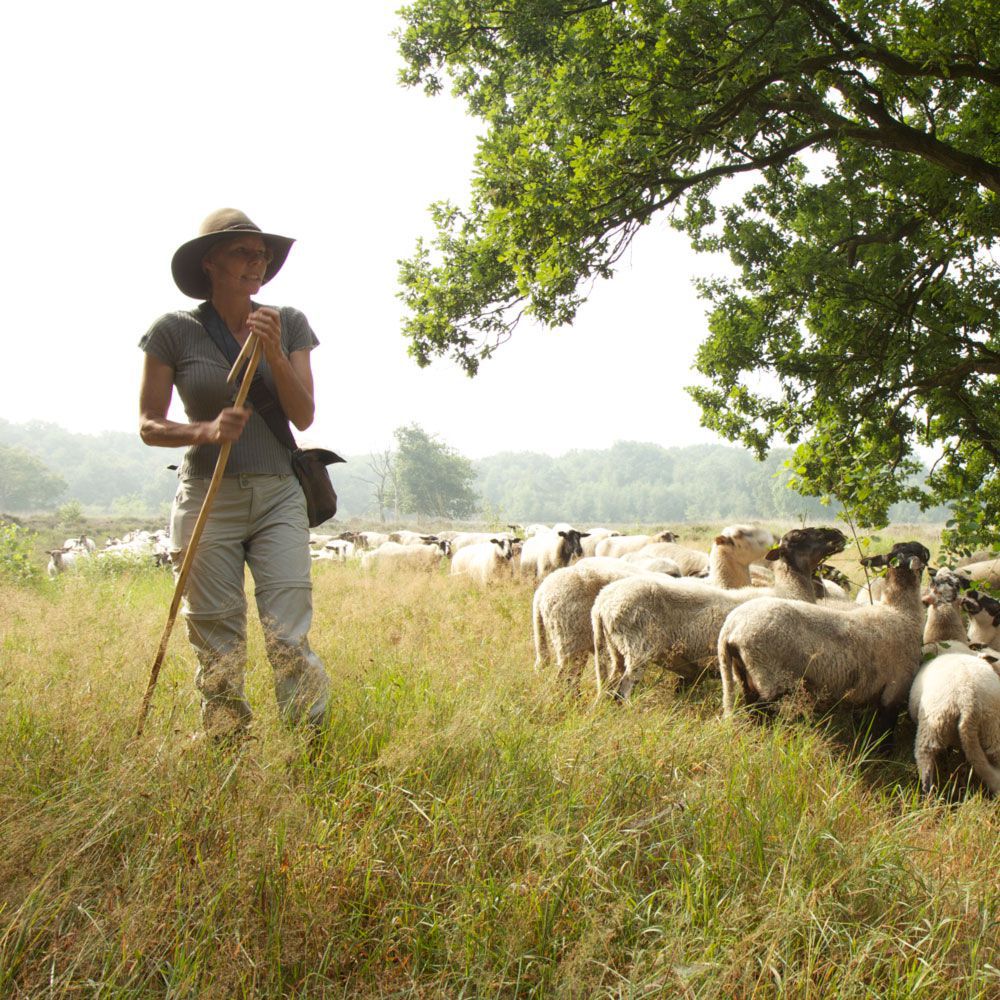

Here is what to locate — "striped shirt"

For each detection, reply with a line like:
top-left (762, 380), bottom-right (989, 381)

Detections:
top-left (140, 304), bottom-right (319, 477)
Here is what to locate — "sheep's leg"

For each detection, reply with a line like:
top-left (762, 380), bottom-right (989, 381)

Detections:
top-left (915, 740), bottom-right (945, 796)
top-left (868, 705), bottom-right (899, 751)
top-left (616, 660), bottom-right (644, 702)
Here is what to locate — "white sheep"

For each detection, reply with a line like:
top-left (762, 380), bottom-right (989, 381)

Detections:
top-left (956, 558), bottom-right (1000, 590)
top-left (594, 530), bottom-right (678, 560)
top-left (532, 557), bottom-right (671, 682)
top-left (909, 651), bottom-right (1000, 795)
top-left (448, 530), bottom-right (517, 553)
top-left (450, 538), bottom-right (516, 585)
top-left (360, 539), bottom-right (451, 572)
top-left (717, 541), bottom-right (930, 744)
top-left (47, 547), bottom-right (89, 577)
top-left (593, 527), bottom-right (847, 701)
top-left (519, 528), bottom-right (588, 580)
top-left (579, 528), bottom-right (621, 558)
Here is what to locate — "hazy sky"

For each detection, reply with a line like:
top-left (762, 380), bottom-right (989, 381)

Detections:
top-left (2, 1), bottom-right (729, 460)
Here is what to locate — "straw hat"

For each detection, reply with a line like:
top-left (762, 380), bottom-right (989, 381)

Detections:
top-left (171, 208), bottom-right (295, 299)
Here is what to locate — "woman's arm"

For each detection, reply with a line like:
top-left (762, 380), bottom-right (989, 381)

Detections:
top-left (139, 353), bottom-right (250, 447)
top-left (249, 308), bottom-right (315, 431)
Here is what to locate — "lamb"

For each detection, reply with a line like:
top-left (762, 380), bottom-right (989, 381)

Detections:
top-left (360, 539), bottom-right (451, 572)
top-left (519, 527), bottom-right (588, 580)
top-left (593, 527), bottom-right (847, 701)
top-left (450, 538), bottom-right (517, 585)
top-left (717, 541), bottom-right (930, 744)
top-left (908, 647), bottom-right (1000, 795)
top-left (594, 530), bottom-right (678, 559)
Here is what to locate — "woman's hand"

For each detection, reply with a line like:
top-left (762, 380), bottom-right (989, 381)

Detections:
top-left (249, 307), bottom-right (284, 366)
top-left (200, 406), bottom-right (252, 444)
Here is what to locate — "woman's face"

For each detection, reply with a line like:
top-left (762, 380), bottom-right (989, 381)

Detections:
top-left (203, 235), bottom-right (273, 298)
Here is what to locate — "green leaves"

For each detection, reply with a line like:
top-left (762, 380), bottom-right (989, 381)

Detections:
top-left (396, 0), bottom-right (1000, 537)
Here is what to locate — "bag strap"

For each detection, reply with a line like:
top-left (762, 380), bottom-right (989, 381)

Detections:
top-left (193, 301), bottom-right (299, 453)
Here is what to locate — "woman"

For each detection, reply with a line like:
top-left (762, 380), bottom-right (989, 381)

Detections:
top-left (139, 208), bottom-right (330, 737)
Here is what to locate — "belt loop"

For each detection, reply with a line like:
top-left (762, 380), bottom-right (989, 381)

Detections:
top-left (239, 473), bottom-right (249, 488)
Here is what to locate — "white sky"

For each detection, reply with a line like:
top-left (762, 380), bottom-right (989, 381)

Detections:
top-left (1, 1), bottom-right (729, 461)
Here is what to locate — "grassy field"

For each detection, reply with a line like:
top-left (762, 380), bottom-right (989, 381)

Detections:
top-left (1, 525), bottom-right (998, 998)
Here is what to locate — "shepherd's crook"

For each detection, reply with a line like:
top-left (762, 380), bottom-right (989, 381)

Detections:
top-left (135, 335), bottom-right (263, 736)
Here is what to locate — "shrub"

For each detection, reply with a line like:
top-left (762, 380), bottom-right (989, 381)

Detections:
top-left (0, 522), bottom-right (39, 583)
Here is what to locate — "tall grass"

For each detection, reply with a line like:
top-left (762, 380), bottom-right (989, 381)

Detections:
top-left (1, 551), bottom-right (998, 997)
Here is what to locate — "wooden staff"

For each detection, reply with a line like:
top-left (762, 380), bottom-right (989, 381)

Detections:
top-left (135, 335), bottom-right (262, 736)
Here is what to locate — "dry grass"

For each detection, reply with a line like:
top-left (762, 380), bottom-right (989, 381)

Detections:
top-left (1, 527), bottom-right (998, 997)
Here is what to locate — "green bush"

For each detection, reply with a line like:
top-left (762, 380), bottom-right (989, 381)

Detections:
top-left (0, 522), bottom-right (39, 583)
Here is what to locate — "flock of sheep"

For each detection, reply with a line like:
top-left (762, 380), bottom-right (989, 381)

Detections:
top-left (314, 523), bottom-right (1000, 797)
top-left (46, 529), bottom-right (171, 576)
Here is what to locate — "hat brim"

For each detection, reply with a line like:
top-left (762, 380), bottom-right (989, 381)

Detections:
top-left (171, 230), bottom-right (295, 300)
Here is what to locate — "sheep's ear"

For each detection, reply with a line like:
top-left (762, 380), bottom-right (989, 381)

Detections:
top-left (714, 535), bottom-right (733, 546)
top-left (764, 547), bottom-right (780, 562)
top-left (860, 553), bottom-right (887, 568)
top-left (580, 532), bottom-right (590, 538)
top-left (928, 566), bottom-right (938, 579)
top-left (921, 593), bottom-right (935, 606)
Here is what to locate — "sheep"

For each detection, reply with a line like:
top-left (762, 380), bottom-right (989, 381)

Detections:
top-left (627, 556), bottom-right (682, 577)
top-left (717, 541), bottom-right (930, 744)
top-left (47, 547), bottom-right (89, 577)
top-left (594, 530), bottom-right (678, 559)
top-left (63, 534), bottom-right (96, 553)
top-left (908, 649), bottom-right (1000, 795)
top-left (962, 590), bottom-right (1000, 651)
top-left (532, 557), bottom-right (669, 682)
top-left (389, 530), bottom-right (440, 546)
top-left (629, 540), bottom-right (709, 577)
top-left (519, 528), bottom-right (588, 580)
top-left (579, 528), bottom-right (622, 558)
top-left (593, 527), bottom-right (847, 701)
top-left (449, 530), bottom-right (516, 553)
top-left (360, 539), bottom-right (451, 572)
top-left (922, 568), bottom-right (971, 648)
top-left (955, 558), bottom-right (1000, 590)
top-left (312, 539), bottom-right (355, 562)
top-left (450, 537), bottom-right (517, 585)
top-left (355, 531), bottom-right (390, 551)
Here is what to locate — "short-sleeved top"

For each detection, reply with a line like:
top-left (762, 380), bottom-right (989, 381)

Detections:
top-left (139, 304), bottom-right (319, 478)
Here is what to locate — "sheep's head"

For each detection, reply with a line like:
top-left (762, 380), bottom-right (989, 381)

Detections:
top-left (922, 567), bottom-right (968, 608)
top-left (766, 527), bottom-right (847, 573)
top-left (962, 589), bottom-right (1000, 625)
top-left (654, 530), bottom-right (679, 543)
top-left (861, 541), bottom-right (930, 573)
top-left (558, 529), bottom-right (588, 559)
top-left (716, 524), bottom-right (775, 561)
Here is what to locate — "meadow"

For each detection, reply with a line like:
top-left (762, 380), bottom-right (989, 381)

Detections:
top-left (1, 524), bottom-right (999, 998)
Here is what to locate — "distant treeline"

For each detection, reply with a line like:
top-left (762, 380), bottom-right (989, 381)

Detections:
top-left (0, 419), bottom-right (948, 524)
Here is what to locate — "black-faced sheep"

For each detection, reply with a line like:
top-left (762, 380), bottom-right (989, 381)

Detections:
top-left (592, 527), bottom-right (847, 701)
top-left (717, 541), bottom-right (930, 744)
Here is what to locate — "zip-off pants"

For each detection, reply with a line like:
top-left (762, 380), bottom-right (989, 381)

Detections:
top-left (169, 473), bottom-right (330, 735)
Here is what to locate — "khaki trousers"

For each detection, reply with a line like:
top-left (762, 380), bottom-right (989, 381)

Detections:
top-left (169, 474), bottom-right (330, 735)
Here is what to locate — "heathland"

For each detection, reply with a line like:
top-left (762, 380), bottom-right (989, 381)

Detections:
top-left (1, 522), bottom-right (998, 997)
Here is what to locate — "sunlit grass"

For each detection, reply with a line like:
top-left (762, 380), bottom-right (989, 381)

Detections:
top-left (1, 542), bottom-right (998, 997)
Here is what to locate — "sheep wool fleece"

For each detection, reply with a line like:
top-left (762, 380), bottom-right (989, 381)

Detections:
top-left (169, 473), bottom-right (330, 735)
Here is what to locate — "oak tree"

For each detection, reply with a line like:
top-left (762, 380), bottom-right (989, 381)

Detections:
top-left (396, 0), bottom-right (1000, 548)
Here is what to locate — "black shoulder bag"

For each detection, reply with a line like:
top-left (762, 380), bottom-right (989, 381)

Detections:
top-left (194, 302), bottom-right (345, 527)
